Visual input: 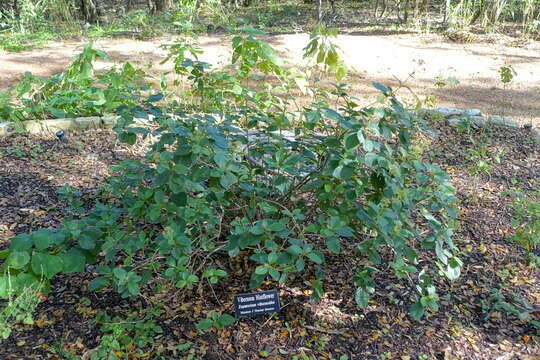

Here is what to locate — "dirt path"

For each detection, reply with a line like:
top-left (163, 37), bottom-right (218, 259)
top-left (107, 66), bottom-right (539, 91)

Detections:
top-left (1, 32), bottom-right (539, 127)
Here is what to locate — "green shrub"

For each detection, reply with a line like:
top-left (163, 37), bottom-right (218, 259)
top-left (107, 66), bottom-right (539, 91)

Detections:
top-left (0, 90), bottom-right (459, 319)
top-left (0, 34), bottom-right (460, 329)
top-left (0, 42), bottom-right (151, 121)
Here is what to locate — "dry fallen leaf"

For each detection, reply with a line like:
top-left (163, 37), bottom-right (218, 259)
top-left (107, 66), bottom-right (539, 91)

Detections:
top-left (34, 319), bottom-right (46, 328)
top-left (424, 327), bottom-right (436, 337)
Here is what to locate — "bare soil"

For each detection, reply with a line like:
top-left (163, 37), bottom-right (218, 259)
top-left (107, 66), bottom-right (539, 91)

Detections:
top-left (1, 31), bottom-right (539, 127)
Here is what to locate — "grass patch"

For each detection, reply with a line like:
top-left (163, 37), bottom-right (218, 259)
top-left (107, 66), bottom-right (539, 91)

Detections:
top-left (0, 32), bottom-right (56, 52)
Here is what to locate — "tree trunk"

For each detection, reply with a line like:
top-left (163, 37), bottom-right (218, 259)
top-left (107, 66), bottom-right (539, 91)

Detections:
top-left (81, 0), bottom-right (99, 23)
top-left (444, 0), bottom-right (451, 24)
top-left (398, 0), bottom-right (409, 23)
top-left (374, 0), bottom-right (387, 19)
top-left (0, 0), bottom-right (18, 16)
top-left (152, 0), bottom-right (174, 12)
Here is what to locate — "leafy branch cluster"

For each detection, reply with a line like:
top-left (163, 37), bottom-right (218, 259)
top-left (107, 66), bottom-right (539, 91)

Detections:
top-left (0, 42), bottom-right (148, 122)
top-left (0, 28), bottom-right (460, 328)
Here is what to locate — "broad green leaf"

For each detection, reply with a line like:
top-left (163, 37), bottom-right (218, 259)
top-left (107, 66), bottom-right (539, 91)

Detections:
top-left (249, 273), bottom-right (265, 289)
top-left (148, 206), bottom-right (162, 222)
top-left (255, 265), bottom-right (268, 275)
top-left (268, 268), bottom-right (280, 281)
top-left (355, 287), bottom-right (369, 308)
top-left (372, 82), bottom-right (390, 94)
top-left (295, 258), bottom-right (305, 271)
top-left (31, 253), bottom-right (64, 279)
top-left (10, 234), bottom-right (33, 252)
top-left (274, 176), bottom-right (291, 194)
top-left (6, 251), bottom-right (30, 270)
top-left (148, 93), bottom-right (164, 102)
top-left (62, 248), bottom-right (86, 273)
top-left (215, 269), bottom-right (228, 277)
top-left (33, 232), bottom-right (51, 251)
top-left (87, 276), bottom-right (110, 291)
top-left (219, 172), bottom-right (237, 189)
top-left (287, 245), bottom-right (303, 256)
top-left (259, 42), bottom-right (283, 66)
top-left (335, 227), bottom-right (353, 238)
top-left (306, 252), bottom-right (323, 264)
top-left (171, 192), bottom-right (187, 207)
top-left (0, 277), bottom-right (10, 298)
top-left (269, 222), bottom-right (286, 232)
top-left (268, 253), bottom-right (278, 264)
top-left (336, 64), bottom-right (347, 81)
top-left (323, 108), bottom-right (343, 122)
top-left (78, 235), bottom-right (96, 250)
top-left (219, 314), bottom-right (236, 326)
top-left (332, 165), bottom-right (354, 180)
top-left (127, 281), bottom-right (140, 296)
top-left (213, 152), bottom-right (228, 168)
top-left (119, 132), bottom-right (136, 145)
top-left (232, 84), bottom-right (243, 95)
top-left (113, 267), bottom-right (127, 280)
top-left (241, 25), bottom-right (267, 35)
top-left (364, 152), bottom-right (378, 166)
top-left (196, 319), bottom-right (213, 331)
top-left (363, 138), bottom-right (374, 152)
top-left (249, 224), bottom-right (265, 235)
top-left (444, 257), bottom-right (461, 280)
top-left (344, 133), bottom-right (360, 150)
top-left (15, 273), bottom-right (41, 293)
top-left (258, 202), bottom-right (278, 214)
top-left (409, 301), bottom-right (424, 321)
top-left (325, 237), bottom-right (341, 254)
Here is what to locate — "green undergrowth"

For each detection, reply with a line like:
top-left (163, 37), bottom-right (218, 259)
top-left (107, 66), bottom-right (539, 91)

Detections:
top-left (0, 32), bottom-right (55, 52)
top-left (0, 42), bottom-right (152, 122)
top-left (2, 0), bottom-right (539, 55)
top-left (0, 28), bottom-right (461, 336)
top-left (2, 22), bottom-right (538, 359)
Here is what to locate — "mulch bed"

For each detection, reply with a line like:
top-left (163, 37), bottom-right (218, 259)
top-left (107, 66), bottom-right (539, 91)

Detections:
top-left (0, 122), bottom-right (538, 360)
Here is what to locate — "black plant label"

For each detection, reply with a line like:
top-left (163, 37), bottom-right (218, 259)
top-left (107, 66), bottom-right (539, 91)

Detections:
top-left (234, 290), bottom-right (280, 318)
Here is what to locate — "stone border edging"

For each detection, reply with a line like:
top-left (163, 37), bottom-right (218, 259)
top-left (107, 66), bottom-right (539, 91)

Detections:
top-left (0, 109), bottom-right (539, 144)
top-left (420, 107), bottom-right (540, 145)
top-left (0, 116), bottom-right (118, 137)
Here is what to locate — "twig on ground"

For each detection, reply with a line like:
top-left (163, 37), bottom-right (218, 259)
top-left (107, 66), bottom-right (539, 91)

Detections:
top-left (304, 325), bottom-right (347, 335)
